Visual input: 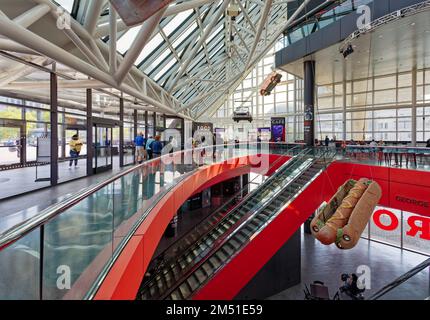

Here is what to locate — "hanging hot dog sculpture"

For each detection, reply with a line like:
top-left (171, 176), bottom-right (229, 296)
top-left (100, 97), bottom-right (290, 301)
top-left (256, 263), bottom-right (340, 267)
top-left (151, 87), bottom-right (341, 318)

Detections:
top-left (311, 178), bottom-right (382, 249)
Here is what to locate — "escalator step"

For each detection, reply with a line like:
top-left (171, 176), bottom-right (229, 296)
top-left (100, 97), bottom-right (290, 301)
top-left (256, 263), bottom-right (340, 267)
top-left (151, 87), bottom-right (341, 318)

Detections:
top-left (199, 242), bottom-right (208, 252)
top-left (187, 275), bottom-right (200, 292)
top-left (170, 263), bottom-right (179, 274)
top-left (215, 249), bottom-right (228, 262)
top-left (209, 256), bottom-right (221, 270)
top-left (192, 247), bottom-right (201, 258)
top-left (222, 242), bottom-right (236, 254)
top-left (229, 238), bottom-right (241, 250)
top-left (165, 270), bottom-right (175, 287)
top-left (241, 227), bottom-right (253, 237)
top-left (221, 220), bottom-right (232, 229)
top-left (249, 219), bottom-right (261, 229)
top-left (256, 214), bottom-right (267, 224)
top-left (149, 283), bottom-right (159, 298)
top-left (253, 214), bottom-right (265, 223)
top-left (170, 289), bottom-right (183, 300)
top-left (235, 232), bottom-right (247, 243)
top-left (205, 235), bottom-right (215, 244)
top-left (140, 290), bottom-right (150, 300)
top-left (178, 283), bottom-right (191, 300)
top-left (195, 268), bottom-right (208, 283)
top-left (202, 261), bottom-right (214, 276)
top-left (178, 259), bottom-right (187, 270)
top-left (227, 217), bottom-right (237, 225)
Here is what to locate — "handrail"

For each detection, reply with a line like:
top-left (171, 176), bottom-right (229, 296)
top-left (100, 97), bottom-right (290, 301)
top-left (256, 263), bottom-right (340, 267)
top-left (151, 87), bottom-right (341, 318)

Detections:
top-left (141, 151), bottom-right (302, 289)
top-left (368, 258), bottom-right (430, 300)
top-left (157, 151), bottom-right (316, 299)
top-left (345, 145), bottom-right (430, 150)
top-left (87, 143), bottom-right (303, 299)
top-left (181, 152), bottom-right (335, 300)
top-left (0, 141), bottom-right (301, 250)
top-left (146, 152), bottom-right (290, 271)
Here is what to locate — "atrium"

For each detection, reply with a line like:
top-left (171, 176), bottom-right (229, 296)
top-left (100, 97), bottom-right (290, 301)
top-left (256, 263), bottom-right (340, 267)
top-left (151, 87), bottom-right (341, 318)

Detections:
top-left (0, 0), bottom-right (428, 305)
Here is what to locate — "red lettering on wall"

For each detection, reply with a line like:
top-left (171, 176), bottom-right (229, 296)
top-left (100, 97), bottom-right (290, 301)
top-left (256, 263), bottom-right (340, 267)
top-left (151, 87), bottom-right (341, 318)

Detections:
top-left (373, 209), bottom-right (399, 231)
top-left (406, 216), bottom-right (430, 240)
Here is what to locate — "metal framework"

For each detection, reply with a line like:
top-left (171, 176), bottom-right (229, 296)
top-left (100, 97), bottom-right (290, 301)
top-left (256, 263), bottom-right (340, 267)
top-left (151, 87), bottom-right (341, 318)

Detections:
top-left (340, 0), bottom-right (430, 53)
top-left (0, 0), bottom-right (309, 120)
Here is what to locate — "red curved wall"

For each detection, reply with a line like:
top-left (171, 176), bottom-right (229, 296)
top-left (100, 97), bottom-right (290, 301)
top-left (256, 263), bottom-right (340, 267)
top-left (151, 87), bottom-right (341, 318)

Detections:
top-left (94, 159), bottom-right (430, 300)
top-left (93, 154), bottom-right (290, 300)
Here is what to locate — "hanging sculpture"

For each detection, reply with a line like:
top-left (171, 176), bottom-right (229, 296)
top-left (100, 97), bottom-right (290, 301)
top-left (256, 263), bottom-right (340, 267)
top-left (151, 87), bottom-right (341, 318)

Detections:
top-left (311, 178), bottom-right (382, 249)
top-left (109, 0), bottom-right (174, 27)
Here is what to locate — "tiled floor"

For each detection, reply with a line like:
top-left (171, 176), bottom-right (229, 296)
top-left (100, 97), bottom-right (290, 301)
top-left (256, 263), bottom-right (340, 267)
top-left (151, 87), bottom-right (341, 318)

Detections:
top-left (269, 230), bottom-right (430, 300)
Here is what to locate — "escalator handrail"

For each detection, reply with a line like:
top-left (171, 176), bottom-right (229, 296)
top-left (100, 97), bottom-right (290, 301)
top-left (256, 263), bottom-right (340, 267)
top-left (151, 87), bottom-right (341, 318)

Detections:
top-left (0, 142), bottom-right (300, 251)
top-left (180, 154), bottom-right (334, 300)
top-left (145, 152), bottom-right (291, 275)
top-left (89, 143), bottom-right (304, 299)
top-left (141, 149), bottom-right (311, 291)
top-left (368, 257), bottom-right (430, 300)
top-left (158, 155), bottom-right (317, 299)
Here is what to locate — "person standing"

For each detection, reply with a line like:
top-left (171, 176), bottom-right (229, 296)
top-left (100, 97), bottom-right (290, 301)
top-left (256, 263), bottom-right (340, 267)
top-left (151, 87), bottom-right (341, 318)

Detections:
top-left (134, 132), bottom-right (146, 164)
top-left (152, 135), bottom-right (163, 158)
top-left (324, 135), bottom-right (330, 147)
top-left (146, 135), bottom-right (155, 160)
top-left (69, 134), bottom-right (83, 168)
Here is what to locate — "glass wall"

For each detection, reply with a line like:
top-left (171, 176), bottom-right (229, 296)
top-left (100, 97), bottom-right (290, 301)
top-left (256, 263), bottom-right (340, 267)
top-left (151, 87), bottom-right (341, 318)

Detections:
top-left (363, 206), bottom-right (430, 256)
top-left (212, 47), bottom-right (430, 144)
top-left (314, 69), bottom-right (429, 143)
top-left (212, 48), bottom-right (304, 142)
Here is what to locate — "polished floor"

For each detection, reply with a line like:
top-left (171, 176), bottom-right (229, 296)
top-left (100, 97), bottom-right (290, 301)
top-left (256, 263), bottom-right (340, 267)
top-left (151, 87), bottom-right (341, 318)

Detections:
top-left (0, 155), bottom-right (131, 200)
top-left (269, 230), bottom-right (430, 300)
top-left (0, 156), bottom-right (129, 233)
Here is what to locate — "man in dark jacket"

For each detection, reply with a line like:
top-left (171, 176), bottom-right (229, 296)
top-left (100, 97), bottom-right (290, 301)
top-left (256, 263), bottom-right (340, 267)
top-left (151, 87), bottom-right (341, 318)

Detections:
top-left (152, 135), bottom-right (163, 158)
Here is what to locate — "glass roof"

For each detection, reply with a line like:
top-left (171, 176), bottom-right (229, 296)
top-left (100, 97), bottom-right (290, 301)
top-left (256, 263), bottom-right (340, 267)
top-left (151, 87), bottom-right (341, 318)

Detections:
top-left (51, 0), bottom-right (292, 118)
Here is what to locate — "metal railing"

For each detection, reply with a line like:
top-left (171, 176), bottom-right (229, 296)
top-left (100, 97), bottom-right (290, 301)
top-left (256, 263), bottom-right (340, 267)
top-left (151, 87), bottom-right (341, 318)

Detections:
top-left (0, 141), bottom-right (302, 300)
top-left (369, 258), bottom-right (430, 300)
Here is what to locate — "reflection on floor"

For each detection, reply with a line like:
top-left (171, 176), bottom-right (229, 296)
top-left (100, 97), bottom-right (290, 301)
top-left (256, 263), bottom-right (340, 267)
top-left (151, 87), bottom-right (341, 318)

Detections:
top-left (0, 156), bottom-right (129, 233)
top-left (0, 156), bottom-right (128, 200)
top-left (269, 230), bottom-right (430, 300)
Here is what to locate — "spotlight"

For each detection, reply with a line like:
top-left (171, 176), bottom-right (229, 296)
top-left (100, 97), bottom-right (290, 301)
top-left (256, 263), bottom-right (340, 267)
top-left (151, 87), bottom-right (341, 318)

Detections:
top-left (342, 44), bottom-right (354, 59)
top-left (227, 2), bottom-right (240, 20)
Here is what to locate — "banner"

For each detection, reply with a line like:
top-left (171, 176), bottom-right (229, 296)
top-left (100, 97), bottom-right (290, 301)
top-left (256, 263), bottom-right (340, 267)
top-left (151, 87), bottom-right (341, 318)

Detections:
top-left (270, 118), bottom-right (286, 142)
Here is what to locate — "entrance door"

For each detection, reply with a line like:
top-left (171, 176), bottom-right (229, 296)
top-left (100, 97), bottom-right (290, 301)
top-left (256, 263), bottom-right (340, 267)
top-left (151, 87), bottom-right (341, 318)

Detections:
top-left (0, 119), bottom-right (25, 166)
top-left (93, 124), bottom-right (113, 174)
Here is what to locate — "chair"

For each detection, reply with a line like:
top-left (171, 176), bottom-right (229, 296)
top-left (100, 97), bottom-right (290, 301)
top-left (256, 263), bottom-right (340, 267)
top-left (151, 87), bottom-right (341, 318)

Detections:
top-left (310, 281), bottom-right (330, 300)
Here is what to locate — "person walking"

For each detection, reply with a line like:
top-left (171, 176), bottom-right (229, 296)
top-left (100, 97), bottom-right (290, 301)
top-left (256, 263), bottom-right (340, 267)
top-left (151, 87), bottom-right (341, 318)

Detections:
top-left (152, 135), bottom-right (163, 158)
top-left (146, 135), bottom-right (155, 160)
top-left (69, 134), bottom-right (83, 168)
top-left (134, 132), bottom-right (146, 164)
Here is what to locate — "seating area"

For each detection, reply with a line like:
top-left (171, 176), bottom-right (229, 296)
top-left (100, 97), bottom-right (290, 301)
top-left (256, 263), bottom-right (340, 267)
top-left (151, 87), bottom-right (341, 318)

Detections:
top-left (345, 146), bottom-right (430, 168)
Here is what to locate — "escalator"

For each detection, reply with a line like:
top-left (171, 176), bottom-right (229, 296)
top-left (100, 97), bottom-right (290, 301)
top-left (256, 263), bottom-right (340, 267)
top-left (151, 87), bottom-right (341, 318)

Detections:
top-left (139, 149), bottom-right (334, 300)
top-left (146, 153), bottom-right (291, 268)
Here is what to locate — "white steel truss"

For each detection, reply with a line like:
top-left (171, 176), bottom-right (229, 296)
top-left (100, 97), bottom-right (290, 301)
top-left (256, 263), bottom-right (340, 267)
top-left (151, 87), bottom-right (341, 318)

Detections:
top-left (0, 0), bottom-right (309, 120)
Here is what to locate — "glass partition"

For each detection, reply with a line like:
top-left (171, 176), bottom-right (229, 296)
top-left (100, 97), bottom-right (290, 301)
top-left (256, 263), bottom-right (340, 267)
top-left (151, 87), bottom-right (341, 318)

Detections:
top-left (0, 142), bottom-right (302, 299)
